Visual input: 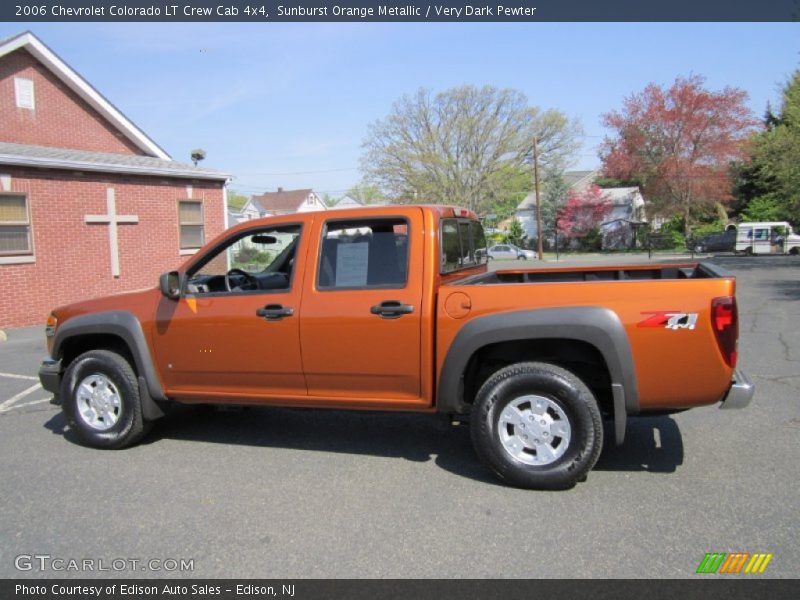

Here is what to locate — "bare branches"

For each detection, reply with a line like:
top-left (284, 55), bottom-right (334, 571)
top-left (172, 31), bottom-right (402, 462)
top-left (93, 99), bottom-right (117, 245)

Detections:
top-left (360, 85), bottom-right (583, 213)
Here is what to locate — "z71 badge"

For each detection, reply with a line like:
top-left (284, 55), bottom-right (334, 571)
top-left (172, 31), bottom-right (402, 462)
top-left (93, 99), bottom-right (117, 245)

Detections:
top-left (638, 311), bottom-right (699, 330)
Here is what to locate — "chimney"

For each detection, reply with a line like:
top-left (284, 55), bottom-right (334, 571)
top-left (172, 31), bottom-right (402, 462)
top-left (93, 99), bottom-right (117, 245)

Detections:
top-left (277, 187), bottom-right (284, 193)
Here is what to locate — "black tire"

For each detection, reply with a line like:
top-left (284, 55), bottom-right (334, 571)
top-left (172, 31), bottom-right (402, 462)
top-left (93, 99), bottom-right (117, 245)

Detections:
top-left (470, 362), bottom-right (603, 490)
top-left (790, 247), bottom-right (799, 256)
top-left (61, 350), bottom-right (150, 449)
top-left (744, 246), bottom-right (753, 256)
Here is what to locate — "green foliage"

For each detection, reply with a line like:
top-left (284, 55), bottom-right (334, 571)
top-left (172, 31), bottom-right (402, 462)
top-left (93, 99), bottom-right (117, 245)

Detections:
top-left (346, 182), bottom-right (387, 205)
top-left (234, 246), bottom-right (272, 267)
top-left (227, 190), bottom-right (249, 210)
top-left (504, 218), bottom-right (526, 247)
top-left (581, 227), bottom-right (602, 251)
top-left (594, 176), bottom-right (643, 188)
top-left (739, 70), bottom-right (800, 225)
top-left (740, 195), bottom-right (789, 222)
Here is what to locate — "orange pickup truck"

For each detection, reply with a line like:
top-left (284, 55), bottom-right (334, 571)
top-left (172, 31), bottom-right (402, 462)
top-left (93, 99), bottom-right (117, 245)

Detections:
top-left (38, 205), bottom-right (753, 489)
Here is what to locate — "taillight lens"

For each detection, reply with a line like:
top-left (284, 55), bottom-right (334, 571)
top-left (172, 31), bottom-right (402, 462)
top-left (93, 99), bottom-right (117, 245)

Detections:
top-left (711, 296), bottom-right (738, 368)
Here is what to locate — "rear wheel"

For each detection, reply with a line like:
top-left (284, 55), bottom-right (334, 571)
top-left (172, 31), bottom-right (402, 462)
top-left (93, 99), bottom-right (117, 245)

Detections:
top-left (470, 362), bottom-right (603, 490)
top-left (61, 350), bottom-right (150, 449)
top-left (790, 247), bottom-right (799, 256)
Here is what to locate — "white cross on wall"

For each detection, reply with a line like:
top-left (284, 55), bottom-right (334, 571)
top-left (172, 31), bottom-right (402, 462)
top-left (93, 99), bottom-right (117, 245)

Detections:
top-left (85, 188), bottom-right (139, 277)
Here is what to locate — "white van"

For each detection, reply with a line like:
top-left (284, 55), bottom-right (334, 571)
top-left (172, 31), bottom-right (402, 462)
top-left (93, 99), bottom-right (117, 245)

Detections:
top-left (736, 221), bottom-right (800, 255)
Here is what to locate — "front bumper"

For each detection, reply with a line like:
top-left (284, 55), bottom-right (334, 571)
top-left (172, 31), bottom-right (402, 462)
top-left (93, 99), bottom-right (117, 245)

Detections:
top-left (38, 358), bottom-right (62, 402)
top-left (719, 368), bottom-right (754, 409)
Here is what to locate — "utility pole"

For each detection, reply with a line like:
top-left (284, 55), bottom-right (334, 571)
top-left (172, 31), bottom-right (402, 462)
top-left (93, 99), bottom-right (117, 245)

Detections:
top-left (533, 136), bottom-right (543, 260)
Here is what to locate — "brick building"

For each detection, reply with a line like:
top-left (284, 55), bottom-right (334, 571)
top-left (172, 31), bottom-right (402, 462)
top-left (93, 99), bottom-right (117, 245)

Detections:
top-left (0, 32), bottom-right (229, 328)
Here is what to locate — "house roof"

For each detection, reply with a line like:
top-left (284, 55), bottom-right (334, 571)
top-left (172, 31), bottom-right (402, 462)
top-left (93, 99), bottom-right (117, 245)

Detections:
top-left (515, 170), bottom-right (603, 210)
top-left (0, 141), bottom-right (229, 181)
top-left (334, 195), bottom-right (362, 208)
top-left (251, 188), bottom-right (314, 212)
top-left (0, 31), bottom-right (170, 159)
top-left (601, 187), bottom-right (642, 204)
top-left (564, 170), bottom-right (599, 189)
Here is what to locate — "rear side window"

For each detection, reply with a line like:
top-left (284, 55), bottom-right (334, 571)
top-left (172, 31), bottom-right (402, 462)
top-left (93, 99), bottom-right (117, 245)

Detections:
top-left (440, 218), bottom-right (488, 274)
top-left (317, 217), bottom-right (409, 289)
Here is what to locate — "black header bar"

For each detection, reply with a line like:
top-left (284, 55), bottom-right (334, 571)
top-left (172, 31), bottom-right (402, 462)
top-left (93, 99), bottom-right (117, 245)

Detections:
top-left (2, 1), bottom-right (798, 22)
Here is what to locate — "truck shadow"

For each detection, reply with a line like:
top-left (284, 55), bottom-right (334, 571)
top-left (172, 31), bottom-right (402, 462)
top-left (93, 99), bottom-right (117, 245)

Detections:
top-left (595, 416), bottom-right (684, 473)
top-left (44, 407), bottom-right (684, 482)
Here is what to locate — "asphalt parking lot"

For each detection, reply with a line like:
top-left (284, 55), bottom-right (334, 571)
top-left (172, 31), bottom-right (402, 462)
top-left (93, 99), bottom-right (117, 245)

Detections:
top-left (0, 254), bottom-right (797, 578)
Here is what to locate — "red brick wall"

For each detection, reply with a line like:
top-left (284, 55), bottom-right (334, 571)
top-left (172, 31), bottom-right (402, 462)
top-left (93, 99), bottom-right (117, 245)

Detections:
top-left (0, 48), bottom-right (146, 155)
top-left (0, 167), bottom-right (226, 328)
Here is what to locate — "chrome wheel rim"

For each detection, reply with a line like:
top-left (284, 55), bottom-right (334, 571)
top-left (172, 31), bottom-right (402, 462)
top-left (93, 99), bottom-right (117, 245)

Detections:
top-left (75, 373), bottom-right (122, 431)
top-left (498, 395), bottom-right (571, 466)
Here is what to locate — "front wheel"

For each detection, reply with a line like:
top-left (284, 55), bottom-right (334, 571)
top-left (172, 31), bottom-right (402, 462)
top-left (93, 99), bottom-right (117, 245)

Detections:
top-left (470, 362), bottom-right (603, 490)
top-left (61, 350), bottom-right (150, 449)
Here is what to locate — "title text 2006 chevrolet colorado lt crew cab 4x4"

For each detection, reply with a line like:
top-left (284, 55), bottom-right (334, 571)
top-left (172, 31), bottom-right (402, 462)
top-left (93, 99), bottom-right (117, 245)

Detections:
top-left (38, 205), bottom-right (753, 489)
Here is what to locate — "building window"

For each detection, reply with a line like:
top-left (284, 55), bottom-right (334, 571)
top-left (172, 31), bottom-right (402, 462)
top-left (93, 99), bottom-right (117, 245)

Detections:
top-left (179, 200), bottom-right (204, 249)
top-left (0, 194), bottom-right (32, 255)
top-left (14, 77), bottom-right (35, 110)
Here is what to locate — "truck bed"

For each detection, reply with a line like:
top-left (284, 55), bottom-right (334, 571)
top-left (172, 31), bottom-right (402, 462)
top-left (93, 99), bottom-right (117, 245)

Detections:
top-left (455, 261), bottom-right (727, 285)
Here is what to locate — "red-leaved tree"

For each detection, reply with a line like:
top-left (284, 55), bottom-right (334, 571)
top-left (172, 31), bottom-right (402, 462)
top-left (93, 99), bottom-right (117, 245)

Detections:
top-left (600, 75), bottom-right (758, 231)
top-left (556, 184), bottom-right (612, 238)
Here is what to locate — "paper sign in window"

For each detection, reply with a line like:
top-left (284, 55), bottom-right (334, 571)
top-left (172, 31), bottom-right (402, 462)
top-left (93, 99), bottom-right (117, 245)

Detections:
top-left (335, 242), bottom-right (368, 287)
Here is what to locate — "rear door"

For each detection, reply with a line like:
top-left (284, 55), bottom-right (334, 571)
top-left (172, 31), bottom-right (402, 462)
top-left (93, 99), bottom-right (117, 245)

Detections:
top-left (299, 209), bottom-right (425, 405)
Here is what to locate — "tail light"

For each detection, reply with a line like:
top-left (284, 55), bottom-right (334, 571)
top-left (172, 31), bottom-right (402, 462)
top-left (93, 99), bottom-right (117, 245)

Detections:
top-left (711, 296), bottom-right (738, 368)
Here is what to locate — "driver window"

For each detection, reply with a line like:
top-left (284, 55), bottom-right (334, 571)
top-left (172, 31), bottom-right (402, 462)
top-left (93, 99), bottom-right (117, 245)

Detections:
top-left (186, 225), bottom-right (301, 295)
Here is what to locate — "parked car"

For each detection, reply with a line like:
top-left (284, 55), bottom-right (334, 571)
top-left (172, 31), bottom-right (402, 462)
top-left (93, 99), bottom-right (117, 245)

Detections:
top-left (39, 205), bottom-right (752, 490)
top-left (488, 243), bottom-right (535, 260)
top-left (693, 229), bottom-right (736, 254)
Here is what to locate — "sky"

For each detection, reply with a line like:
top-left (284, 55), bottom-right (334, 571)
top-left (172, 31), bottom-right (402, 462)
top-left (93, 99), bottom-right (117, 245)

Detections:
top-left (2, 22), bottom-right (799, 200)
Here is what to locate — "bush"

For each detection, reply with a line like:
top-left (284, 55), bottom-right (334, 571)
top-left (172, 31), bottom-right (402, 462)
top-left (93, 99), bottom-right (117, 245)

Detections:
top-left (581, 227), bottom-right (602, 251)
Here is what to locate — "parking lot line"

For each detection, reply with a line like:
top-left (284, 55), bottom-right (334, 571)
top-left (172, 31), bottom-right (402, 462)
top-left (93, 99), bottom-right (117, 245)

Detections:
top-left (7, 398), bottom-right (52, 410)
top-left (0, 383), bottom-right (42, 413)
top-left (0, 372), bottom-right (38, 381)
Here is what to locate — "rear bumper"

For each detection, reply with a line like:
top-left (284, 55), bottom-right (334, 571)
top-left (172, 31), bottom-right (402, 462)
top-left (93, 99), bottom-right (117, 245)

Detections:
top-left (719, 368), bottom-right (754, 409)
top-left (38, 358), bottom-right (62, 402)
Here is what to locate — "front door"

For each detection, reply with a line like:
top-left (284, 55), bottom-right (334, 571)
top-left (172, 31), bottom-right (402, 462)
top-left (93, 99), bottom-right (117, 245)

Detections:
top-left (299, 210), bottom-right (424, 404)
top-left (153, 222), bottom-right (309, 400)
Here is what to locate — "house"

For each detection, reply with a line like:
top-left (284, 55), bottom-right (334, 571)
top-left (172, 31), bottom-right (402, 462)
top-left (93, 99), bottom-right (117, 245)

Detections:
top-left (599, 187), bottom-right (647, 250)
top-left (514, 171), bottom-right (647, 249)
top-left (331, 195), bottom-right (362, 210)
top-left (244, 187), bottom-right (326, 218)
top-left (0, 31), bottom-right (229, 328)
top-left (515, 170), bottom-right (601, 241)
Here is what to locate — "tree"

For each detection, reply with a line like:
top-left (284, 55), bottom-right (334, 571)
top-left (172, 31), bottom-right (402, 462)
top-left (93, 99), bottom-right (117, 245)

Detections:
top-left (227, 189), bottom-right (249, 211)
top-left (361, 85), bottom-right (583, 213)
top-left (600, 75), bottom-right (758, 232)
top-left (539, 167), bottom-right (570, 234)
top-left (741, 71), bottom-right (800, 224)
top-left (505, 217), bottom-right (526, 247)
top-left (556, 185), bottom-right (612, 239)
top-left (346, 181), bottom-right (387, 205)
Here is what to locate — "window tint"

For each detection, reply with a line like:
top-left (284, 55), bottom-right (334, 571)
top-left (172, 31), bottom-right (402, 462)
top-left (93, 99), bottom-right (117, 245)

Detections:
top-left (318, 218), bottom-right (409, 289)
top-left (0, 195), bottom-right (32, 255)
top-left (440, 218), bottom-right (488, 273)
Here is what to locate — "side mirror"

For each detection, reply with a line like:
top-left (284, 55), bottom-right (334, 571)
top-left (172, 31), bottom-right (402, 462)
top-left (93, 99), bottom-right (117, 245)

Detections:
top-left (159, 271), bottom-right (182, 300)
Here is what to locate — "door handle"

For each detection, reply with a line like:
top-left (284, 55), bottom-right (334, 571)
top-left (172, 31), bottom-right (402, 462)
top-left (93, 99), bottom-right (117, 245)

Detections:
top-left (256, 304), bottom-right (294, 321)
top-left (370, 300), bottom-right (414, 319)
